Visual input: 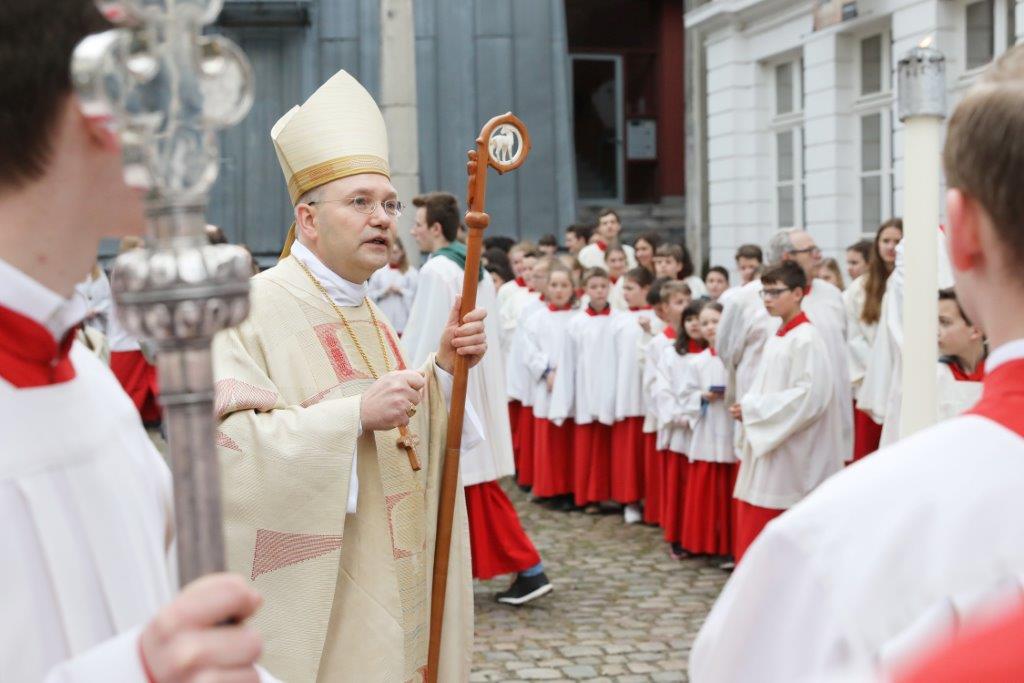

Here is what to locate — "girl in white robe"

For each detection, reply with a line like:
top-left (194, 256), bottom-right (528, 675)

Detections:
top-left (550, 268), bottom-right (621, 508)
top-left (521, 267), bottom-right (578, 502)
top-left (680, 303), bottom-right (737, 558)
top-left (611, 267), bottom-right (661, 522)
top-left (506, 260), bottom-right (548, 487)
top-left (366, 238), bottom-right (418, 334)
top-left (655, 301), bottom-right (706, 556)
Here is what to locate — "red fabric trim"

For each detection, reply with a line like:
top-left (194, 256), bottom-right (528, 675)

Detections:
top-left (967, 358), bottom-right (1024, 437)
top-left (610, 275), bottom-right (619, 284)
top-left (0, 304), bottom-right (77, 387)
top-left (532, 417), bottom-right (575, 497)
top-left (508, 400), bottom-right (522, 450)
top-left (110, 350), bottom-right (162, 423)
top-left (776, 311), bottom-right (811, 337)
top-left (642, 433), bottom-right (662, 524)
top-left (586, 304), bottom-right (611, 317)
top-left (611, 416), bottom-right (645, 503)
top-left (682, 460), bottom-right (736, 556)
top-left (464, 481), bottom-right (541, 579)
top-left (572, 422), bottom-right (613, 506)
top-left (944, 358), bottom-right (986, 382)
top-left (688, 339), bottom-right (705, 354)
top-left (734, 498), bottom-right (784, 562)
top-left (547, 303), bottom-right (572, 312)
top-left (894, 604), bottom-right (1024, 683)
top-left (515, 276), bottom-right (527, 288)
top-left (804, 281), bottom-right (813, 295)
top-left (596, 240), bottom-right (608, 251)
top-left (853, 406), bottom-right (883, 461)
top-left (629, 305), bottom-right (653, 312)
top-left (388, 263), bottom-right (400, 270)
top-left (662, 326), bottom-right (677, 339)
top-left (514, 406), bottom-right (535, 486)
top-left (662, 452), bottom-right (688, 544)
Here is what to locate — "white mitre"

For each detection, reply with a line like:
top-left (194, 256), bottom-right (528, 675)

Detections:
top-left (271, 70), bottom-right (390, 257)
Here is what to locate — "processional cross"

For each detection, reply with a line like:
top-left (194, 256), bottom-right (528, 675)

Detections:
top-left (73, 0), bottom-right (254, 583)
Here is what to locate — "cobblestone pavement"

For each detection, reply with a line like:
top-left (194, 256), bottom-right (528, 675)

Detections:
top-left (471, 482), bottom-right (730, 682)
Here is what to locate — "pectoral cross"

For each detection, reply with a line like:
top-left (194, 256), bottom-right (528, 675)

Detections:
top-left (397, 428), bottom-right (422, 471)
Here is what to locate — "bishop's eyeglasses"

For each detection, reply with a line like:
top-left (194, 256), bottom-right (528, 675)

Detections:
top-left (308, 196), bottom-right (404, 218)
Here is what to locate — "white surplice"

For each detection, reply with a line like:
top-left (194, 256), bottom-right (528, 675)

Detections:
top-left (614, 309), bottom-right (663, 421)
top-left (690, 341), bottom-right (1024, 683)
top-left (734, 318), bottom-right (844, 509)
top-left (505, 297), bottom-right (546, 405)
top-left (684, 349), bottom-right (736, 464)
top-left (549, 307), bottom-right (622, 426)
top-left (366, 263), bottom-right (417, 334)
top-left (401, 253), bottom-right (512, 485)
top-left (578, 242), bottom-right (638, 271)
top-left (654, 345), bottom-right (698, 454)
top-left (843, 274), bottom-right (876, 391)
top-left (684, 274), bottom-right (708, 299)
top-left (520, 307), bottom-right (576, 421)
top-left (803, 280), bottom-right (853, 461)
top-left (0, 260), bottom-right (173, 683)
top-left (642, 329), bottom-right (675, 447)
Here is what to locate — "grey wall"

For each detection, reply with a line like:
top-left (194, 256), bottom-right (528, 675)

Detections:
top-left (414, 0), bottom-right (576, 242)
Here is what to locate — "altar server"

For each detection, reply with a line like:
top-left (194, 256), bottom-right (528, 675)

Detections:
top-left (690, 47), bottom-right (1024, 683)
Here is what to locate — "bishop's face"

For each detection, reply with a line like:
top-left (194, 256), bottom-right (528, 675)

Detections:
top-left (299, 174), bottom-right (397, 283)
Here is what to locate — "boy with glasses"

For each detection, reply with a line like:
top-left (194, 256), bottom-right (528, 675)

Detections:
top-left (728, 262), bottom-right (843, 562)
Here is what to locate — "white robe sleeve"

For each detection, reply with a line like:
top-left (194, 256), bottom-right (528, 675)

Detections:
top-left (400, 264), bottom-right (452, 369)
top-left (548, 320), bottom-right (578, 424)
top-left (366, 268), bottom-right (390, 303)
top-left (521, 314), bottom-right (552, 382)
top-left (740, 335), bottom-right (834, 460)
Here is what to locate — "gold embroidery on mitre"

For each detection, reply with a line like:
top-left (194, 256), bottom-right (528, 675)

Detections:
top-left (287, 154), bottom-right (391, 202)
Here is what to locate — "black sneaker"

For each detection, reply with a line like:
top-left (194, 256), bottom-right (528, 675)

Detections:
top-left (496, 572), bottom-right (553, 606)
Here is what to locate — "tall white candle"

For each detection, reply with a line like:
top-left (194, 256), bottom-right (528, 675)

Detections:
top-left (897, 41), bottom-right (946, 438)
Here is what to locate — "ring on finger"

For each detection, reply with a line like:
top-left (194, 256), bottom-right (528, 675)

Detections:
top-left (406, 405), bottom-right (417, 418)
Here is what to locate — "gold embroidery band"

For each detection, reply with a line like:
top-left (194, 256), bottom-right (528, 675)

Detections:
top-left (287, 154), bottom-right (391, 202)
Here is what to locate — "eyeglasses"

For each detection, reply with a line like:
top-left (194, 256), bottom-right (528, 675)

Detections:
top-left (789, 246), bottom-right (821, 256)
top-left (308, 196), bottom-right (404, 218)
top-left (760, 287), bottom-right (793, 299)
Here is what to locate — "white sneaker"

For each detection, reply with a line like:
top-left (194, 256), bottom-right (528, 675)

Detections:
top-left (624, 504), bottom-right (642, 524)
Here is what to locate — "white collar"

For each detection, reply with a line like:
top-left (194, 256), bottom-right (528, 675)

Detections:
top-left (0, 257), bottom-right (87, 341)
top-left (983, 339), bottom-right (1024, 375)
top-left (290, 240), bottom-right (368, 307)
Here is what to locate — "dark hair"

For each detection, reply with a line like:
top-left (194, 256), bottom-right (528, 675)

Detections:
top-left (700, 300), bottom-right (724, 315)
top-left (0, 1), bottom-right (110, 190)
top-left (486, 262), bottom-right (515, 286)
top-left (656, 243), bottom-right (696, 279)
top-left (580, 266), bottom-right (610, 286)
top-left (634, 230), bottom-right (665, 252)
top-left (538, 233), bottom-right (558, 248)
top-left (484, 235), bottom-right (516, 253)
top-left (847, 239), bottom-right (872, 263)
top-left (412, 192), bottom-right (460, 243)
top-left (647, 277), bottom-right (670, 306)
top-left (566, 224), bottom-right (594, 243)
top-left (598, 208), bottom-right (620, 222)
top-left (624, 266), bottom-right (655, 288)
top-left (735, 244), bottom-right (763, 263)
top-left (483, 247), bottom-right (511, 272)
top-left (760, 261), bottom-right (808, 291)
top-left (707, 266), bottom-right (730, 283)
top-left (939, 287), bottom-right (973, 326)
top-left (674, 301), bottom-right (708, 355)
top-left (862, 218), bottom-right (904, 324)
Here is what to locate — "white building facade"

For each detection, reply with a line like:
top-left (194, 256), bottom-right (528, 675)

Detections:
top-left (685, 0), bottom-right (1022, 275)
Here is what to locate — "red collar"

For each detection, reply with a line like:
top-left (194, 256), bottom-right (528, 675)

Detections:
top-left (548, 303), bottom-right (572, 312)
top-left (663, 326), bottom-right (677, 339)
top-left (0, 304), bottom-right (77, 388)
top-left (610, 275), bottom-right (619, 284)
top-left (776, 311), bottom-right (811, 337)
top-left (968, 359), bottom-right (1024, 437)
top-left (388, 263), bottom-right (400, 270)
top-left (945, 358), bottom-right (986, 382)
top-left (804, 280), bottom-right (813, 295)
top-left (586, 304), bottom-right (611, 317)
top-left (629, 305), bottom-right (652, 312)
top-left (595, 240), bottom-right (608, 252)
top-left (688, 338), bottom-right (705, 354)
top-left (515, 276), bottom-right (527, 288)
top-left (709, 346), bottom-right (718, 356)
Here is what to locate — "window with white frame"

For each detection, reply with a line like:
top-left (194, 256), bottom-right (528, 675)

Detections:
top-left (965, 0), bottom-right (1017, 71)
top-left (855, 32), bottom-right (893, 234)
top-left (771, 60), bottom-right (804, 230)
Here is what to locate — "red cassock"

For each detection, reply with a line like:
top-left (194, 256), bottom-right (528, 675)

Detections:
top-left (515, 405), bottom-right (536, 487)
top-left (661, 451), bottom-right (688, 544)
top-left (641, 433), bottom-right (662, 524)
top-left (531, 417), bottom-right (574, 498)
top-left (733, 497), bottom-right (783, 562)
top-left (610, 416), bottom-right (645, 504)
top-left (508, 400), bottom-right (522, 448)
top-left (852, 406), bottom-right (883, 461)
top-left (572, 422), bottom-right (613, 506)
top-left (894, 603), bottom-right (1024, 683)
top-left (463, 481), bottom-right (542, 579)
top-left (681, 460), bottom-right (737, 556)
top-left (109, 349), bottom-right (162, 424)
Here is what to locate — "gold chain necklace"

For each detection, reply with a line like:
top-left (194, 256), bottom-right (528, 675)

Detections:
top-left (293, 257), bottom-right (422, 471)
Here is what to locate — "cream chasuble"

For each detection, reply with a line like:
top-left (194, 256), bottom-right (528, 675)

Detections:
top-left (213, 255), bottom-right (473, 683)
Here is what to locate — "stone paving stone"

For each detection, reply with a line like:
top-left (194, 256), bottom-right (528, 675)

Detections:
top-left (472, 481), bottom-right (729, 683)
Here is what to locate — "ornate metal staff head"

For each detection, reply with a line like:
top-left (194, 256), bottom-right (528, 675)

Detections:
top-left (71, 0), bottom-right (254, 582)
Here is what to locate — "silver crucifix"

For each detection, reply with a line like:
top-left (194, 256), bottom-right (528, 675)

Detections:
top-left (72, 0), bottom-right (254, 583)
